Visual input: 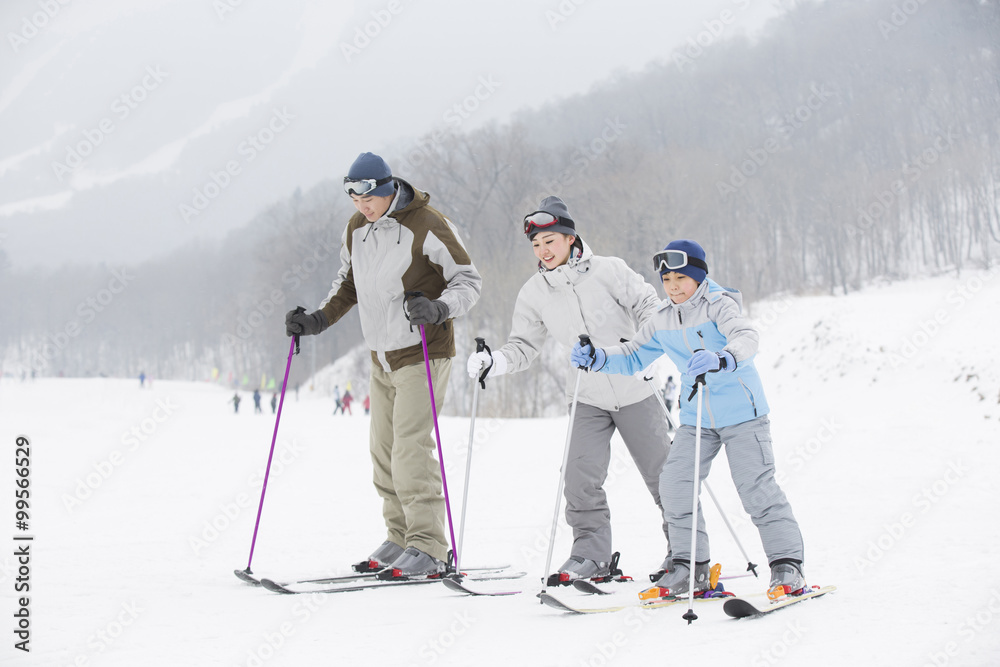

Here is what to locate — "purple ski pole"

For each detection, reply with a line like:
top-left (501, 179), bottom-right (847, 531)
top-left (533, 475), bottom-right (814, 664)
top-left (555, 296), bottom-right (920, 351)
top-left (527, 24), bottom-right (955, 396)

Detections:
top-left (402, 291), bottom-right (460, 568)
top-left (236, 335), bottom-right (298, 581)
top-left (416, 322), bottom-right (460, 568)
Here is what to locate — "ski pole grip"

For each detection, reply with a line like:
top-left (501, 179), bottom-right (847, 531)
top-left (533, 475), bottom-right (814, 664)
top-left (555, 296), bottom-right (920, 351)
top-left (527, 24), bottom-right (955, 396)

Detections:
top-left (475, 337), bottom-right (486, 353)
top-left (684, 349), bottom-right (708, 401)
top-left (403, 291), bottom-right (423, 331)
top-left (577, 334), bottom-right (594, 371)
top-left (289, 306), bottom-right (305, 355)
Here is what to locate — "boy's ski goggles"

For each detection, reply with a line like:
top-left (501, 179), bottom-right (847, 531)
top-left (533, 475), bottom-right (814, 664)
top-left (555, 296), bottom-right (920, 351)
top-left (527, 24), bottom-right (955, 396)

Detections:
top-left (652, 249), bottom-right (708, 273)
top-left (343, 175), bottom-right (393, 196)
top-left (523, 211), bottom-right (562, 235)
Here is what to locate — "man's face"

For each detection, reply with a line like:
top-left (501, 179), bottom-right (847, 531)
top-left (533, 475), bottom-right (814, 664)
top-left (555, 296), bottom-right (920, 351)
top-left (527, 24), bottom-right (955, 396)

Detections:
top-left (351, 193), bottom-right (394, 221)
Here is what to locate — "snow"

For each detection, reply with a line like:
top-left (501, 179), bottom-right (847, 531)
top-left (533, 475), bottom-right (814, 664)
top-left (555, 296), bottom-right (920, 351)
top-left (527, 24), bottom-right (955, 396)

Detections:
top-left (3, 269), bottom-right (1000, 667)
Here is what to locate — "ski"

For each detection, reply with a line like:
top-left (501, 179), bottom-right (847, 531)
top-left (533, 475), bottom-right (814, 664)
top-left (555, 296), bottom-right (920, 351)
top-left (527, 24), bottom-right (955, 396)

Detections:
top-left (260, 569), bottom-right (526, 595)
top-left (441, 577), bottom-right (521, 597)
top-left (572, 571), bottom-right (757, 596)
top-left (538, 590), bottom-right (727, 615)
top-left (235, 569), bottom-right (373, 587)
top-left (262, 577), bottom-right (435, 595)
top-left (571, 579), bottom-right (613, 595)
top-left (538, 591), bottom-right (631, 614)
top-left (724, 585), bottom-right (836, 619)
top-left (234, 563), bottom-right (511, 587)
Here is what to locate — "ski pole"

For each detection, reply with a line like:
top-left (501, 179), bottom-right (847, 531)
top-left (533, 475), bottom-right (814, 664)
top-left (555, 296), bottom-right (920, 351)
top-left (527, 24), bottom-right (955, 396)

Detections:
top-left (683, 374), bottom-right (706, 624)
top-left (456, 337), bottom-right (489, 573)
top-left (643, 375), bottom-right (678, 432)
top-left (403, 291), bottom-right (460, 569)
top-left (644, 376), bottom-right (758, 577)
top-left (416, 322), bottom-right (459, 569)
top-left (540, 334), bottom-right (590, 595)
top-left (239, 335), bottom-right (298, 578)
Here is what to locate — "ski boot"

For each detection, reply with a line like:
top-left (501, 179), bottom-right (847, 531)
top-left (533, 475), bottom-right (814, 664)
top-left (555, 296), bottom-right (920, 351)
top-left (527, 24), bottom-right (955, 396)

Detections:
top-left (352, 540), bottom-right (403, 573)
top-left (767, 561), bottom-right (807, 601)
top-left (379, 547), bottom-right (448, 580)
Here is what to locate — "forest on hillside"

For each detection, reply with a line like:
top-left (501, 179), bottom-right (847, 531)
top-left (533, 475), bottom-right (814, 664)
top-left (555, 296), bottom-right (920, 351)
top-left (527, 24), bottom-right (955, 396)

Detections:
top-left (3, 0), bottom-right (998, 417)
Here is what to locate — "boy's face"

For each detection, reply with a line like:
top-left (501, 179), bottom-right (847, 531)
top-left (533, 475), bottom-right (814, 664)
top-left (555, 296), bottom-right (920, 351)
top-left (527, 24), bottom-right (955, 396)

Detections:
top-left (661, 272), bottom-right (699, 304)
top-left (350, 193), bottom-right (394, 221)
top-left (531, 231), bottom-right (575, 270)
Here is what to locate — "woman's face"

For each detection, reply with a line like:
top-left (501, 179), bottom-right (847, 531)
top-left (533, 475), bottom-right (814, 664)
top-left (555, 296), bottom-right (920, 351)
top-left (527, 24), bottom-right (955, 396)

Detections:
top-left (531, 231), bottom-right (575, 269)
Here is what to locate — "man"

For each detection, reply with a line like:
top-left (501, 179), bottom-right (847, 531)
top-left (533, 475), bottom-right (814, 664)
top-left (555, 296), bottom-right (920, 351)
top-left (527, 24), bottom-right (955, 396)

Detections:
top-left (286, 152), bottom-right (481, 577)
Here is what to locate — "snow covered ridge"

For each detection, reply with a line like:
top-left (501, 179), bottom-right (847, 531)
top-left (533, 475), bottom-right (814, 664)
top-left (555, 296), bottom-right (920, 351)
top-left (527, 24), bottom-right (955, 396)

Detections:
top-left (1, 269), bottom-right (999, 666)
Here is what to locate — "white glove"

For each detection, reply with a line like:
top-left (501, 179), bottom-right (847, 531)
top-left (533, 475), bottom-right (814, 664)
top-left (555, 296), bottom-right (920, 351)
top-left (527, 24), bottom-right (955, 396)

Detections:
top-left (466, 350), bottom-right (507, 379)
top-left (467, 350), bottom-right (493, 378)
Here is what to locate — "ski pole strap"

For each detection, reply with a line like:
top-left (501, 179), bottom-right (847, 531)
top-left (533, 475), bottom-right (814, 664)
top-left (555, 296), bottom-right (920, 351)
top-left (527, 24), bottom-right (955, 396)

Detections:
top-left (475, 337), bottom-right (491, 390)
top-left (403, 290), bottom-right (422, 332)
top-left (686, 348), bottom-right (708, 402)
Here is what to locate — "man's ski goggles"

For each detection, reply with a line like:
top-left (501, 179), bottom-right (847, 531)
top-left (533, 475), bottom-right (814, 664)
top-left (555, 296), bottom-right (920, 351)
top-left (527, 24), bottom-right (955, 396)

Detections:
top-left (343, 175), bottom-right (393, 196)
top-left (523, 211), bottom-right (561, 235)
top-left (652, 249), bottom-right (708, 273)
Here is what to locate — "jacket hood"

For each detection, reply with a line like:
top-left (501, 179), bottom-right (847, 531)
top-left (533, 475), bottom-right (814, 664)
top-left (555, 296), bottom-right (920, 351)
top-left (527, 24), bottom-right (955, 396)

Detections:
top-left (389, 177), bottom-right (427, 216)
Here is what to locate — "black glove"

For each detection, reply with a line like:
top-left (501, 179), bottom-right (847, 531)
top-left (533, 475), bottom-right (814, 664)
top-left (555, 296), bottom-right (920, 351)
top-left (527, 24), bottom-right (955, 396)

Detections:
top-left (285, 307), bottom-right (329, 337)
top-left (406, 296), bottom-right (449, 326)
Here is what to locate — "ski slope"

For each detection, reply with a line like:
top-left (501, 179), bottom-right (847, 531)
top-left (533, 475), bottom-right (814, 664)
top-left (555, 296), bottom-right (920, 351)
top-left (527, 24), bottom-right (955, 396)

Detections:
top-left (2, 268), bottom-right (999, 667)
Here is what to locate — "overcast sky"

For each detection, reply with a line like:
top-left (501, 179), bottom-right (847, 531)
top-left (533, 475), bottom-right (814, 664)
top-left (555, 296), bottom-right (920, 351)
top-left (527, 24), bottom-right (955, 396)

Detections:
top-left (0, 0), bottom-right (784, 269)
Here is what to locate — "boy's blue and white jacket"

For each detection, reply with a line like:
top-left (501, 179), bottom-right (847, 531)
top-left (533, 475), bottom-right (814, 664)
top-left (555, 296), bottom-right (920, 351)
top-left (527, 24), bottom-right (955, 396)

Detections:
top-left (599, 278), bottom-right (769, 429)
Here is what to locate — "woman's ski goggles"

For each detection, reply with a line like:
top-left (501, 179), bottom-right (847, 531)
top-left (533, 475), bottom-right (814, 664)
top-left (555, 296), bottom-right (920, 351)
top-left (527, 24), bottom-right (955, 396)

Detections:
top-left (523, 211), bottom-right (561, 235)
top-left (343, 175), bottom-right (393, 196)
top-left (652, 249), bottom-right (708, 273)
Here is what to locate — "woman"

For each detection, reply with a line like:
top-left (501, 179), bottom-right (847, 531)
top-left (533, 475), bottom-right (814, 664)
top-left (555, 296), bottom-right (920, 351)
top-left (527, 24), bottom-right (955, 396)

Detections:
top-left (467, 196), bottom-right (679, 582)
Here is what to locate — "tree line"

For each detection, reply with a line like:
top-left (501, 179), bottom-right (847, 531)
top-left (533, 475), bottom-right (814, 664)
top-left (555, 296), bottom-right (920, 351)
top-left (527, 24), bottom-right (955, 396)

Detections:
top-left (2, 0), bottom-right (997, 418)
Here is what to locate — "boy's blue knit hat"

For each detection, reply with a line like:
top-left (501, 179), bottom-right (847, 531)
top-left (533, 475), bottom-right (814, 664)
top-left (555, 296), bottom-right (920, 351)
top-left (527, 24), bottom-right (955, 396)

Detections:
top-left (347, 152), bottom-right (395, 197)
top-left (659, 239), bottom-right (708, 284)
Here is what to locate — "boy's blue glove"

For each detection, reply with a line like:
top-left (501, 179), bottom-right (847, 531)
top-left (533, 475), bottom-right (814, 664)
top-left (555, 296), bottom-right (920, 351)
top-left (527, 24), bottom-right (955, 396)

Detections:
top-left (571, 341), bottom-right (607, 371)
top-left (687, 350), bottom-right (736, 376)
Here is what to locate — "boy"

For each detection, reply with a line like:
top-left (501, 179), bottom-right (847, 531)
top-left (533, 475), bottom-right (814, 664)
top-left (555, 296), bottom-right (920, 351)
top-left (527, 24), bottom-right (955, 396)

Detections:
top-left (571, 239), bottom-right (807, 600)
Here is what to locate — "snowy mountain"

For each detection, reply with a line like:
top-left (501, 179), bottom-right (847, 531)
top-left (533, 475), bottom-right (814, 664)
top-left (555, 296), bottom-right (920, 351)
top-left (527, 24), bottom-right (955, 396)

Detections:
top-left (2, 268), bottom-right (999, 666)
top-left (0, 0), bottom-right (785, 270)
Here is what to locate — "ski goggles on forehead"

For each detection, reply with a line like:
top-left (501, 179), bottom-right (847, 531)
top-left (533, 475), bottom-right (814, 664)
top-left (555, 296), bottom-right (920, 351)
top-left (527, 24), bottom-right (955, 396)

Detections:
top-left (523, 211), bottom-right (561, 235)
top-left (652, 249), bottom-right (709, 273)
top-left (343, 175), bottom-right (393, 196)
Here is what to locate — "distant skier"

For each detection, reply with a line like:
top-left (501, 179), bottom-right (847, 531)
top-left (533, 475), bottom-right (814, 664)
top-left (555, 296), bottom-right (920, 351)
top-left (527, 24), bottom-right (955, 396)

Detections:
top-left (139, 371), bottom-right (146, 388)
top-left (333, 384), bottom-right (343, 415)
top-left (341, 390), bottom-right (353, 415)
top-left (253, 389), bottom-right (262, 414)
top-left (231, 393), bottom-right (241, 414)
top-left (270, 393), bottom-right (277, 413)
top-left (663, 375), bottom-right (677, 414)
top-left (573, 239), bottom-right (807, 601)
top-left (467, 196), bottom-right (672, 584)
top-left (363, 394), bottom-right (370, 415)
